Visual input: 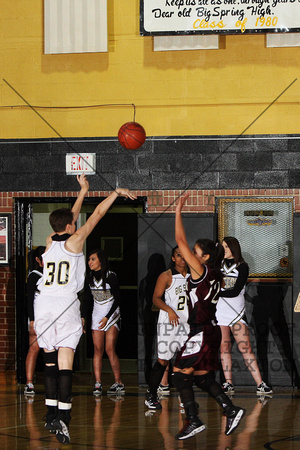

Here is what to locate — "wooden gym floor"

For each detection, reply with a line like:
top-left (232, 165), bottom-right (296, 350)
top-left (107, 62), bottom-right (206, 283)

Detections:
top-left (0, 373), bottom-right (300, 449)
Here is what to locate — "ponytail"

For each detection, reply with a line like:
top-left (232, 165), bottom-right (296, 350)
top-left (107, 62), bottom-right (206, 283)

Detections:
top-left (195, 239), bottom-right (224, 283)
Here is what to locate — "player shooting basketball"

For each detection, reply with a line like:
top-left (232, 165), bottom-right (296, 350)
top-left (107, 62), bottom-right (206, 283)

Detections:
top-left (34, 174), bottom-right (136, 444)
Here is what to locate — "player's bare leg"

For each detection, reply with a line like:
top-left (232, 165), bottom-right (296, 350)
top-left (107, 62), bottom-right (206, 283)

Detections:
top-left (106, 326), bottom-right (125, 394)
top-left (92, 330), bottom-right (105, 385)
top-left (25, 322), bottom-right (40, 395)
top-left (105, 326), bottom-right (122, 384)
top-left (231, 321), bottom-right (273, 395)
top-left (220, 325), bottom-right (235, 393)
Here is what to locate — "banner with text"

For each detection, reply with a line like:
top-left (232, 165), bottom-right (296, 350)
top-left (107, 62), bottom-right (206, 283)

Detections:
top-left (140, 0), bottom-right (300, 35)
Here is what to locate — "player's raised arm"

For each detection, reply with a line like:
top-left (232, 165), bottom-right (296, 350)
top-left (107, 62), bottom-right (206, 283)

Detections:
top-left (67, 188), bottom-right (136, 253)
top-left (175, 193), bottom-right (203, 280)
top-left (71, 174), bottom-right (90, 223)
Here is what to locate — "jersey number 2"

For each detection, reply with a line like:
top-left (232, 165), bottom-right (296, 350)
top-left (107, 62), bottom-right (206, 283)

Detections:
top-left (177, 295), bottom-right (186, 311)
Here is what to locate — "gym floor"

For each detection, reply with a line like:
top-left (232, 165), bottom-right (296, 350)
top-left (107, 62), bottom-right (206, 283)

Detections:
top-left (0, 373), bottom-right (299, 449)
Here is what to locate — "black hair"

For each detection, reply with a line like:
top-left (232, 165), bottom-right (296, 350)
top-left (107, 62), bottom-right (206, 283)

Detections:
top-left (194, 239), bottom-right (224, 283)
top-left (223, 236), bottom-right (247, 265)
top-left (169, 245), bottom-right (179, 269)
top-left (27, 246), bottom-right (46, 272)
top-left (49, 208), bottom-right (74, 232)
top-left (87, 248), bottom-right (109, 291)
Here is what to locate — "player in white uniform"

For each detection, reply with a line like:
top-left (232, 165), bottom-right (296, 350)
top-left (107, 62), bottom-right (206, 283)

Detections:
top-left (216, 236), bottom-right (273, 396)
top-left (34, 174), bottom-right (136, 445)
top-left (145, 246), bottom-right (189, 409)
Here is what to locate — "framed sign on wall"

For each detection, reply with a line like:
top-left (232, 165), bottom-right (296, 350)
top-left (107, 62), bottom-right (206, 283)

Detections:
top-left (217, 197), bottom-right (293, 278)
top-left (0, 214), bottom-right (12, 266)
top-left (140, 0), bottom-right (300, 35)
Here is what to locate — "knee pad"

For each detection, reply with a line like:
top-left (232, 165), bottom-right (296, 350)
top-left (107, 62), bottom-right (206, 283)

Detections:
top-left (43, 350), bottom-right (58, 366)
top-left (194, 371), bottom-right (216, 391)
top-left (153, 361), bottom-right (167, 372)
top-left (44, 363), bottom-right (59, 379)
top-left (44, 351), bottom-right (58, 378)
top-left (172, 372), bottom-right (193, 392)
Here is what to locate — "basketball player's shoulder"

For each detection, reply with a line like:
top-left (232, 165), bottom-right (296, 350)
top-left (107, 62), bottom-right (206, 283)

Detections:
top-left (160, 268), bottom-right (172, 279)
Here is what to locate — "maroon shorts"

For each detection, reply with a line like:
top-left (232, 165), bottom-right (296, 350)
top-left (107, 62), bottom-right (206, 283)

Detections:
top-left (175, 323), bottom-right (221, 371)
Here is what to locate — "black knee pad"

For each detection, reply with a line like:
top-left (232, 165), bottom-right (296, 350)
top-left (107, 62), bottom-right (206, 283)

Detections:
top-left (194, 371), bottom-right (216, 391)
top-left (153, 361), bottom-right (167, 372)
top-left (172, 372), bottom-right (193, 391)
top-left (44, 351), bottom-right (58, 378)
top-left (43, 350), bottom-right (58, 365)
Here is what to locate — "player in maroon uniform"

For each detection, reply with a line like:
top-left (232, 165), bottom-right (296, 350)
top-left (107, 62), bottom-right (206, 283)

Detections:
top-left (172, 193), bottom-right (245, 440)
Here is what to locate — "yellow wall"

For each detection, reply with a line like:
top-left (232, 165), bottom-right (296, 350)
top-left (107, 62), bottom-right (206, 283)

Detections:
top-left (0, 0), bottom-right (299, 139)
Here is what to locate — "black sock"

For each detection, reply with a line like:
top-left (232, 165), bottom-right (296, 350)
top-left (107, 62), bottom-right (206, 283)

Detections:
top-left (44, 364), bottom-right (58, 401)
top-left (149, 361), bottom-right (167, 396)
top-left (57, 369), bottom-right (73, 425)
top-left (58, 369), bottom-right (73, 403)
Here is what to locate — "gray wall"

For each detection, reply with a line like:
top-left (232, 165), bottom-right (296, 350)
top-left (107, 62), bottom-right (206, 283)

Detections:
top-left (0, 134), bottom-right (299, 191)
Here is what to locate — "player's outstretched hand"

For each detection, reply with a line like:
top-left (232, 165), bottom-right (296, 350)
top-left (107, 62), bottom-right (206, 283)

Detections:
top-left (77, 173), bottom-right (89, 193)
top-left (116, 188), bottom-right (137, 200)
top-left (176, 192), bottom-right (189, 212)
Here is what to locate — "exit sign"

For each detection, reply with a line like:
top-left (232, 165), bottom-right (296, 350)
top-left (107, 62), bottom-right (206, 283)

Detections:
top-left (66, 153), bottom-right (96, 175)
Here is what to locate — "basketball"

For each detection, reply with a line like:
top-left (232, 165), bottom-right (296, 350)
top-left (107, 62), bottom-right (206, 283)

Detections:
top-left (118, 122), bottom-right (146, 150)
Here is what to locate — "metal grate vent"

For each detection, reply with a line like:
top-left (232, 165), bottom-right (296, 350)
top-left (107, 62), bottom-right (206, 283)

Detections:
top-left (217, 198), bottom-right (293, 278)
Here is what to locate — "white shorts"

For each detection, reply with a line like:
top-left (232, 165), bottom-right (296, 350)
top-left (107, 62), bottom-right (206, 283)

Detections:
top-left (156, 319), bottom-right (190, 360)
top-left (34, 293), bottom-right (82, 351)
top-left (216, 296), bottom-right (247, 327)
top-left (91, 301), bottom-right (120, 332)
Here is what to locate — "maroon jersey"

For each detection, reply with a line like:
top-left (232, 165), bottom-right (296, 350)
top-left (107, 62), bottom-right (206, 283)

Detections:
top-left (187, 265), bottom-right (221, 337)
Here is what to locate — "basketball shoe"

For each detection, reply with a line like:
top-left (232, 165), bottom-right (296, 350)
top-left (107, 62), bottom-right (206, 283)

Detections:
top-left (225, 406), bottom-right (246, 435)
top-left (93, 382), bottom-right (102, 396)
top-left (24, 383), bottom-right (35, 396)
top-left (222, 382), bottom-right (235, 394)
top-left (145, 392), bottom-right (162, 409)
top-left (256, 381), bottom-right (273, 396)
top-left (175, 401), bottom-right (205, 440)
top-left (157, 383), bottom-right (170, 395)
top-left (107, 382), bottom-right (125, 395)
top-left (52, 417), bottom-right (70, 444)
top-left (44, 413), bottom-right (57, 434)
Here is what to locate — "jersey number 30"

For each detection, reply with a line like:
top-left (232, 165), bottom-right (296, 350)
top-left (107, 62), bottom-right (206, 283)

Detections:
top-left (44, 261), bottom-right (70, 286)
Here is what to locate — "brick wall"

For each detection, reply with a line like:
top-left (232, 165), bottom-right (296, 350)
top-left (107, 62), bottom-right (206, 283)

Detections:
top-left (1, 187), bottom-right (300, 379)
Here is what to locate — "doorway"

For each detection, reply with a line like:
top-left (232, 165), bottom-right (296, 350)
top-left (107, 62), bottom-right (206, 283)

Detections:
top-left (15, 196), bottom-right (145, 384)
